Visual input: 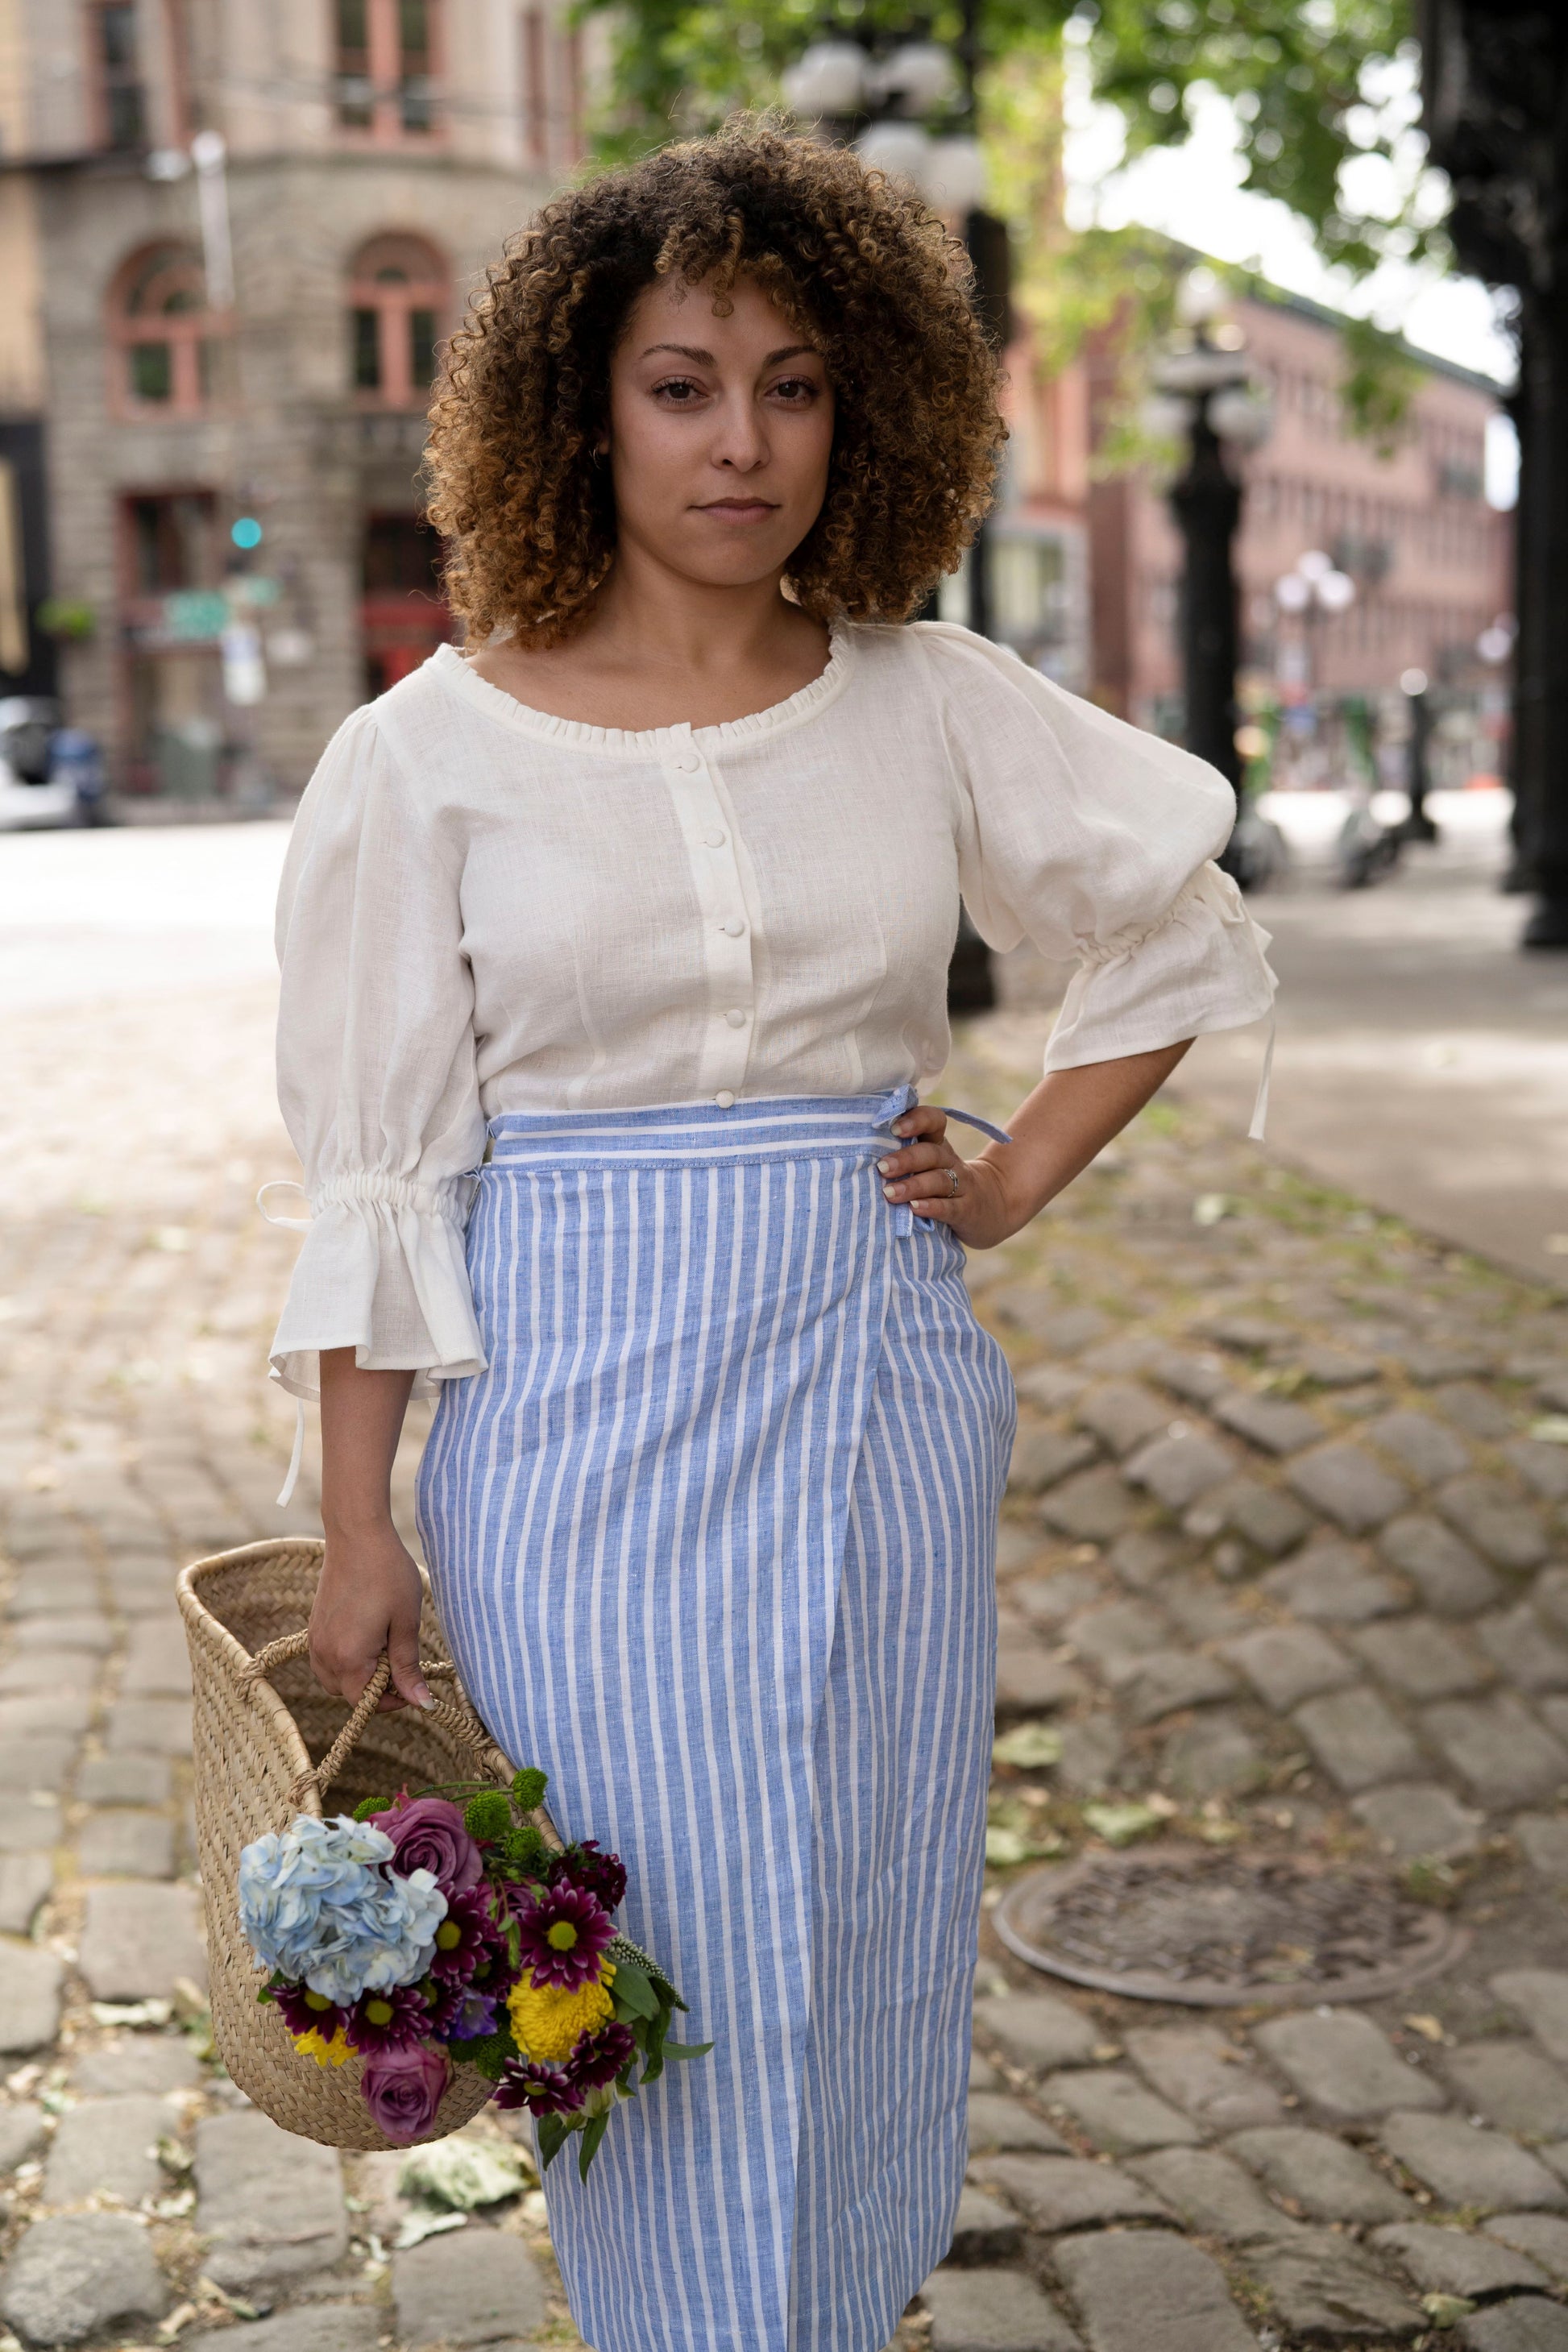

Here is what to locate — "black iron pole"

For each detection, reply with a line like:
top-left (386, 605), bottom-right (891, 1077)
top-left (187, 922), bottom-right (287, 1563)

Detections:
top-left (1403, 680), bottom-right (1437, 843)
top-left (1169, 396), bottom-right (1243, 796)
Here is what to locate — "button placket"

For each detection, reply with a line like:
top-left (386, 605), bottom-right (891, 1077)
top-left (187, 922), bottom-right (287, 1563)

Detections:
top-left (657, 738), bottom-right (754, 1100)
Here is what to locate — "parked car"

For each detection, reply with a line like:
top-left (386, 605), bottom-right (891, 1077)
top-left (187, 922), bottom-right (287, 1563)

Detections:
top-left (0, 699), bottom-right (107, 830)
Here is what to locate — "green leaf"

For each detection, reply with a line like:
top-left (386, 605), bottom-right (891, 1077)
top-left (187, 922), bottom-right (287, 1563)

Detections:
top-left (662, 2040), bottom-right (714, 2061)
top-left (604, 1934), bottom-right (683, 2005)
top-left (536, 2115), bottom-right (572, 2172)
top-left (577, 2109), bottom-right (612, 2181)
top-left (608, 1960), bottom-right (659, 2021)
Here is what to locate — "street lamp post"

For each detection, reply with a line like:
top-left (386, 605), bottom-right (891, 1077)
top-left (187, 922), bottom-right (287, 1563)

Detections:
top-left (1147, 273), bottom-right (1272, 865)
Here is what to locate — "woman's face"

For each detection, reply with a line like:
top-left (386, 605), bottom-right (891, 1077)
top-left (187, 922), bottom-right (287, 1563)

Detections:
top-left (603, 272), bottom-right (835, 591)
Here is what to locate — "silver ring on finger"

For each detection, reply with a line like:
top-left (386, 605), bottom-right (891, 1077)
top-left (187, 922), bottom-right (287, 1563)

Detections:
top-left (947, 1166), bottom-right (960, 1197)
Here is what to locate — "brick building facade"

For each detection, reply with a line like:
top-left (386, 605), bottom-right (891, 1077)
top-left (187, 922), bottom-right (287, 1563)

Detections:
top-left (0, 0), bottom-right (589, 795)
top-left (1088, 287), bottom-right (1512, 746)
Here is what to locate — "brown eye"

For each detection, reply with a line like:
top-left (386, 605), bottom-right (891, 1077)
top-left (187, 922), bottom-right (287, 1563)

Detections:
top-left (653, 376), bottom-right (703, 403)
top-left (771, 376), bottom-right (817, 403)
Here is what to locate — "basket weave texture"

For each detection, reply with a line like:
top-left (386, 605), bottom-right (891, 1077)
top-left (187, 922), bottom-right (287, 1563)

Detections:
top-left (177, 1537), bottom-right (515, 2151)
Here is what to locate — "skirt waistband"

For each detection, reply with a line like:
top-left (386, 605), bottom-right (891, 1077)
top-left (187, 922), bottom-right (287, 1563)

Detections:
top-left (484, 1085), bottom-right (1010, 1169)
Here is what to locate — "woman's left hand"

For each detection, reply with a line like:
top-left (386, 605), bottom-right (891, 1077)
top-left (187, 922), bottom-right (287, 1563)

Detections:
top-left (877, 1105), bottom-right (1018, 1251)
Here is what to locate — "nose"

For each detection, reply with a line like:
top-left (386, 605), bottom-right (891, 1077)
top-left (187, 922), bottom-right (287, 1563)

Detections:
top-left (710, 388), bottom-right (768, 472)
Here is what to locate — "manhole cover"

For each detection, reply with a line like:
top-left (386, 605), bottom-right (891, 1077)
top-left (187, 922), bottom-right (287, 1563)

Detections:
top-left (995, 1845), bottom-right (1469, 2006)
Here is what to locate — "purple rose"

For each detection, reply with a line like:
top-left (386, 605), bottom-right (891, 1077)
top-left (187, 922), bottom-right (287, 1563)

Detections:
top-left (360, 2041), bottom-right (450, 2143)
top-left (370, 1797), bottom-right (483, 1896)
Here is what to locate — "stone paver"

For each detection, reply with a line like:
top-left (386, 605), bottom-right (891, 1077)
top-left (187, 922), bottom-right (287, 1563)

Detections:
top-left (1423, 1697), bottom-right (1568, 1809)
top-left (392, 2226), bottom-right (550, 2347)
top-left (1225, 1622), bottom-right (1357, 1711)
top-left (0, 2213), bottom-right (168, 2345)
top-left (923, 2267), bottom-right (1082, 2352)
top-left (947, 2186), bottom-right (1026, 2264)
top-left (194, 2109), bottom-right (349, 2288)
top-left (1352, 1779), bottom-right (1485, 1859)
top-left (1493, 1973), bottom-right (1568, 2065)
top-left (1049, 2231), bottom-right (1256, 2352)
top-left (1251, 2228), bottom-right (1427, 2338)
top-left (1379, 2114), bottom-right (1568, 2213)
top-left (1372, 2223), bottom-right (1550, 2296)
top-left (1444, 2044), bottom-right (1568, 2139)
top-left (10, 898), bottom-right (1568, 2352)
top-left (1126, 2145), bottom-right (1284, 2240)
top-left (1460, 2301), bottom-right (1568, 2352)
top-left (0, 1943), bottom-right (64, 2053)
top-left (1251, 2011), bottom-right (1445, 2121)
top-left (966, 2155), bottom-right (1170, 2231)
top-left (1227, 2126), bottom-right (1414, 2222)
top-left (1122, 2025), bottom-right (1286, 2132)
top-left (77, 1880), bottom-right (207, 1998)
top-left (42, 2093), bottom-right (174, 2205)
top-left (1292, 1686), bottom-right (1424, 1790)
top-left (1042, 2068), bottom-right (1200, 2154)
top-left (973, 1993), bottom-right (1100, 2076)
top-left (967, 2093), bottom-right (1069, 2155)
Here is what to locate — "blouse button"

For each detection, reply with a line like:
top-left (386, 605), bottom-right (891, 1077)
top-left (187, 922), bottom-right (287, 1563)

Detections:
top-left (672, 753), bottom-right (699, 773)
top-left (725, 1007), bottom-right (748, 1028)
top-left (720, 917), bottom-right (746, 937)
top-left (715, 1090), bottom-right (735, 1109)
top-left (703, 828), bottom-right (726, 847)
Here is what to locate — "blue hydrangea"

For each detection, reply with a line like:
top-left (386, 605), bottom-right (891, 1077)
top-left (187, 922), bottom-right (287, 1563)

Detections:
top-left (238, 1814), bottom-right (449, 2008)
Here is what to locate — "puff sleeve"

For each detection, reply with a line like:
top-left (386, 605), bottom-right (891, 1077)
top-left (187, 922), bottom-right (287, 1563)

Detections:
top-left (926, 623), bottom-right (1276, 1086)
top-left (268, 708), bottom-right (487, 1403)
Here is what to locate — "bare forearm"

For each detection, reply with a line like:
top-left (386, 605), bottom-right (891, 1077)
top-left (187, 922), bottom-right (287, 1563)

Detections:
top-left (318, 1350), bottom-right (416, 1537)
top-left (983, 1042), bottom-right (1191, 1229)
top-left (877, 1040), bottom-right (1192, 1249)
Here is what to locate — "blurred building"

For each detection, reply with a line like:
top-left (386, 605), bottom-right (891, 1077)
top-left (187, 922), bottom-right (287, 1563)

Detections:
top-left (1089, 286), bottom-right (1512, 744)
top-left (938, 334), bottom-right (1093, 695)
top-left (0, 0), bottom-right (587, 797)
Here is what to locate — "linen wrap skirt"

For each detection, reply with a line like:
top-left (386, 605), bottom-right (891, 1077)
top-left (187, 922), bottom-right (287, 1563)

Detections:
top-left (416, 1089), bottom-right (1016, 2352)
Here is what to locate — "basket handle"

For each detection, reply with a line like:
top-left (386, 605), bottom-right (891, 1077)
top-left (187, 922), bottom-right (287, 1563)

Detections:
top-left (241, 1629), bottom-right (503, 1807)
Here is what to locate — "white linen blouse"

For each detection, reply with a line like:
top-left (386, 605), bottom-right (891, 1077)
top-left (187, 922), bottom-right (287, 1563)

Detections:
top-left (268, 618), bottom-right (1276, 1402)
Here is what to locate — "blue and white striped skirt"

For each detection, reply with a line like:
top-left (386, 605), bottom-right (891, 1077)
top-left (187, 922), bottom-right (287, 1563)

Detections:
top-left (416, 1091), bottom-right (1016, 2352)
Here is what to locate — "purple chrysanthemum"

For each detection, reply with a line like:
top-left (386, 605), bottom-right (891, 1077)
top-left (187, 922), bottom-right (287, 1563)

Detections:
top-left (550, 1840), bottom-right (628, 1914)
top-left (270, 1981), bottom-right (349, 2039)
top-left (512, 1881), bottom-right (614, 1991)
top-left (429, 1887), bottom-right (504, 1985)
top-left (345, 1981), bottom-right (432, 2054)
top-left (569, 2020), bottom-right (636, 2091)
top-left (495, 2056), bottom-right (585, 2117)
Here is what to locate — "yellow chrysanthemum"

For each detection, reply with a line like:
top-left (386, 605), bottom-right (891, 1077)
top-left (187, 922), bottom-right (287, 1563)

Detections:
top-left (508, 1963), bottom-right (616, 2064)
top-left (293, 2026), bottom-right (351, 2069)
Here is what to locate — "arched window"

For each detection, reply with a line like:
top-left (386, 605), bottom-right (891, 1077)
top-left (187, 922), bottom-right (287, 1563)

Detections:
top-left (109, 243), bottom-right (218, 414)
top-left (349, 233), bottom-right (448, 407)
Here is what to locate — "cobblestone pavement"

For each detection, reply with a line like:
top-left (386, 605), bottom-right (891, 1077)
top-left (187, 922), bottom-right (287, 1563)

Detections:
top-left (2, 969), bottom-right (1568, 2352)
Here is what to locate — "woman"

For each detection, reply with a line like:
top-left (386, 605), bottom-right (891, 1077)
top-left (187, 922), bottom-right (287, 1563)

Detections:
top-left (271, 128), bottom-right (1275, 2352)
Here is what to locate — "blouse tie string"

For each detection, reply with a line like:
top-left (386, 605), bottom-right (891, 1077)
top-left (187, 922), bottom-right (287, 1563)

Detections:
top-left (1248, 1010), bottom-right (1276, 1145)
top-left (872, 1084), bottom-right (1014, 1238)
top-left (256, 1182), bottom-right (313, 1509)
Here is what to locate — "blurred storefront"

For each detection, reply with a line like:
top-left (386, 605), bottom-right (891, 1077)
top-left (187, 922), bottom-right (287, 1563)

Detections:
top-left (1088, 284), bottom-right (1512, 789)
top-left (0, 0), bottom-right (594, 798)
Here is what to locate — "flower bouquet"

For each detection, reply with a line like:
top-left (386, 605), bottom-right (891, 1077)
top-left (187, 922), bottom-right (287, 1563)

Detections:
top-left (238, 1766), bottom-right (709, 2176)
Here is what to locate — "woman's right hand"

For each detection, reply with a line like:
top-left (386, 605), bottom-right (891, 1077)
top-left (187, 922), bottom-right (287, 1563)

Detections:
top-left (309, 1521), bottom-right (432, 1714)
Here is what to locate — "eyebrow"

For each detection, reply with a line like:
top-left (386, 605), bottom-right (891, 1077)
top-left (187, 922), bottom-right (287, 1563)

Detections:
top-left (640, 342), bottom-right (820, 367)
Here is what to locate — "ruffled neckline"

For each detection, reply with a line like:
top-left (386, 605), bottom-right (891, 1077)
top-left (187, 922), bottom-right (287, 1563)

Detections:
top-left (429, 622), bottom-right (854, 757)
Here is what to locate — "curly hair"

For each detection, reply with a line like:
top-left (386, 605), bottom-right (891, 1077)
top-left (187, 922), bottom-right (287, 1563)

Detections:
top-left (425, 123), bottom-right (1005, 643)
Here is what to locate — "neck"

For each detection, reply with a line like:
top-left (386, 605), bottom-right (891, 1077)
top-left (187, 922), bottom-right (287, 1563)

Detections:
top-left (585, 543), bottom-right (804, 677)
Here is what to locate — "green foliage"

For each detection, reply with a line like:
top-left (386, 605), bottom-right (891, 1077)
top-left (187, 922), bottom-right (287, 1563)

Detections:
top-left (575, 0), bottom-right (1446, 448)
top-left (455, 2024), bottom-right (520, 2080)
top-left (502, 1823), bottom-right (550, 1877)
top-left (1337, 312), bottom-right (1424, 453)
top-left (511, 1765), bottom-right (549, 1813)
top-left (463, 1790), bottom-right (513, 1842)
top-left (352, 1796), bottom-right (389, 1822)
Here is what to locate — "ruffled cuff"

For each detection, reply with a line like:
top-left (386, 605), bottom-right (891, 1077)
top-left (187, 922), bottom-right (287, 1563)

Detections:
top-left (1044, 861), bottom-right (1277, 1074)
top-left (267, 1169), bottom-right (487, 1403)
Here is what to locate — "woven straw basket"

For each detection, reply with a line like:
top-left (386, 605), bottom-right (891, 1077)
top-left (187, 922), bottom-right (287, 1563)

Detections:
top-left (177, 1536), bottom-right (522, 2151)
